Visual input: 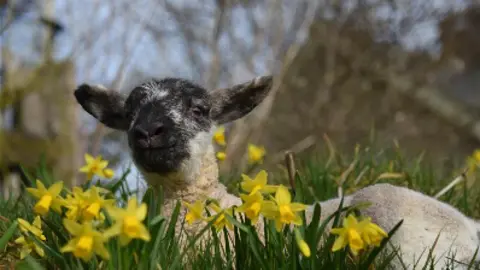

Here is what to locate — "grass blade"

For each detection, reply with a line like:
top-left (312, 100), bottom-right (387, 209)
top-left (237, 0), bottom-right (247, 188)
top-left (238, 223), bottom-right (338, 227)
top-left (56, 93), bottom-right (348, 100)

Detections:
top-left (0, 220), bottom-right (18, 251)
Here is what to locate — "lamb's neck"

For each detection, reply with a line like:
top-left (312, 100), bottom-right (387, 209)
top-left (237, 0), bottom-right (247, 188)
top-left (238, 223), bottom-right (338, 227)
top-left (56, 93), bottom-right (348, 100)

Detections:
top-left (141, 146), bottom-right (220, 204)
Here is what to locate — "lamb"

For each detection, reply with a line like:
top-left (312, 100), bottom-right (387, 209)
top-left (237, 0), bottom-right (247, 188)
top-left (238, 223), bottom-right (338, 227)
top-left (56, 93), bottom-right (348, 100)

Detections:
top-left (73, 75), bottom-right (480, 269)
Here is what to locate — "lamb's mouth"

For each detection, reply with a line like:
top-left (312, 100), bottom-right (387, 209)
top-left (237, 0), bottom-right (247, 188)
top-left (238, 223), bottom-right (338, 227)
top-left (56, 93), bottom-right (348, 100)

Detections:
top-left (134, 144), bottom-right (186, 173)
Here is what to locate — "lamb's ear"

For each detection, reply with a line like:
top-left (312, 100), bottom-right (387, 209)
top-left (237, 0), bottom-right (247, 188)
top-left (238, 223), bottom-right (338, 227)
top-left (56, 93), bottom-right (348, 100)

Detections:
top-left (74, 84), bottom-right (129, 130)
top-left (209, 75), bottom-right (273, 124)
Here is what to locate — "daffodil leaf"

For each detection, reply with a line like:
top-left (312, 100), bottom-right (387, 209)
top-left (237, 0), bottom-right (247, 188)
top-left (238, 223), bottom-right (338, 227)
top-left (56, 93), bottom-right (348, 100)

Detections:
top-left (247, 230), bottom-right (268, 270)
top-left (37, 155), bottom-right (53, 186)
top-left (143, 187), bottom-right (159, 226)
top-left (149, 215), bottom-right (165, 227)
top-left (305, 202), bottom-right (322, 265)
top-left (166, 200), bottom-right (181, 250)
top-left (224, 212), bottom-right (248, 233)
top-left (0, 220), bottom-right (17, 251)
top-left (19, 165), bottom-right (35, 188)
top-left (105, 168), bottom-right (131, 194)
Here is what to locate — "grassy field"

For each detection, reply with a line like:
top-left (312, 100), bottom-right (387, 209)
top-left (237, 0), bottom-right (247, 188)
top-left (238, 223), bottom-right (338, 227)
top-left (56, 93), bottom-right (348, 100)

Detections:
top-left (1, 142), bottom-right (480, 270)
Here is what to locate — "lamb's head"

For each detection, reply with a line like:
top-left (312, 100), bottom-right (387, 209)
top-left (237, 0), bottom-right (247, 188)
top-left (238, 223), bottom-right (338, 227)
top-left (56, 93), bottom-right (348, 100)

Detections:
top-left (73, 76), bottom-right (273, 184)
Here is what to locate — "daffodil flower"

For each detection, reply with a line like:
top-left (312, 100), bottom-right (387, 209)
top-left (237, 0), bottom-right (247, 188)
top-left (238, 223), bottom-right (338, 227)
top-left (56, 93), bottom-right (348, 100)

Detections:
top-left (357, 217), bottom-right (388, 247)
top-left (14, 216), bottom-right (46, 259)
top-left (213, 126), bottom-right (226, 146)
top-left (15, 236), bottom-right (45, 259)
top-left (240, 170), bottom-right (278, 195)
top-left (60, 219), bottom-right (110, 261)
top-left (261, 185), bottom-right (307, 232)
top-left (17, 216), bottom-right (46, 241)
top-left (183, 199), bottom-right (206, 225)
top-left (104, 196), bottom-right (151, 246)
top-left (82, 186), bottom-right (115, 221)
top-left (330, 214), bottom-right (388, 256)
top-left (216, 151), bottom-right (227, 161)
top-left (26, 180), bottom-right (65, 215)
top-left (247, 144), bottom-right (266, 164)
top-left (236, 191), bottom-right (264, 224)
top-left (330, 214), bottom-right (365, 256)
top-left (79, 153), bottom-right (115, 181)
top-left (206, 202), bottom-right (234, 232)
top-left (64, 187), bottom-right (86, 221)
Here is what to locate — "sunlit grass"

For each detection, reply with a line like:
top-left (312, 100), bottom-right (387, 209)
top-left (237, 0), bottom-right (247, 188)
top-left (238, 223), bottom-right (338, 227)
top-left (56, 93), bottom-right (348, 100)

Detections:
top-left (1, 141), bottom-right (480, 269)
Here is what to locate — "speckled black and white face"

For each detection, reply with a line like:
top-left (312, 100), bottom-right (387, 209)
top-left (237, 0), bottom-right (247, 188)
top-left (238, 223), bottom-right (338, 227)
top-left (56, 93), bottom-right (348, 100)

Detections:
top-left (74, 76), bottom-right (273, 175)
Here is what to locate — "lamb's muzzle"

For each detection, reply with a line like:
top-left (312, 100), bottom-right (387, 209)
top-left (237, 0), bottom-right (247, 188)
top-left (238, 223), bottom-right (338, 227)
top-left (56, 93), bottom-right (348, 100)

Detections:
top-left (74, 75), bottom-right (480, 269)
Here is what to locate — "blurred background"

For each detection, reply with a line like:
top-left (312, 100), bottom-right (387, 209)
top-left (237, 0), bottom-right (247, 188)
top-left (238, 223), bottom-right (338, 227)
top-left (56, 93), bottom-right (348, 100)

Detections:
top-left (1, 0), bottom-right (480, 198)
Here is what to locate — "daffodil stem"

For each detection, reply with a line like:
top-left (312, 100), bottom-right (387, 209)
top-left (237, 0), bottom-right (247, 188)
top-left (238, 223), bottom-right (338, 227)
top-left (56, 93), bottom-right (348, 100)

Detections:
top-left (285, 151), bottom-right (296, 195)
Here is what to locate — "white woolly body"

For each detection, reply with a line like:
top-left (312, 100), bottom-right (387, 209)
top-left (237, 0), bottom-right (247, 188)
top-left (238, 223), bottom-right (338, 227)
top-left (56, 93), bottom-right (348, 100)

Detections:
top-left (138, 135), bottom-right (480, 269)
top-left (307, 184), bottom-right (480, 269)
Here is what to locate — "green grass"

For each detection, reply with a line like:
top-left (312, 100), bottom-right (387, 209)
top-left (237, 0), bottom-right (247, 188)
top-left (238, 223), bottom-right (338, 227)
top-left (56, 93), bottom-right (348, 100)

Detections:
top-left (1, 143), bottom-right (480, 270)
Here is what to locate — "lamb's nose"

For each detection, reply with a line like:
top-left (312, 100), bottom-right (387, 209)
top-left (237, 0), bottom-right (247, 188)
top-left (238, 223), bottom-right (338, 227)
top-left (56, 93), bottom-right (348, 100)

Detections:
top-left (133, 122), bottom-right (165, 148)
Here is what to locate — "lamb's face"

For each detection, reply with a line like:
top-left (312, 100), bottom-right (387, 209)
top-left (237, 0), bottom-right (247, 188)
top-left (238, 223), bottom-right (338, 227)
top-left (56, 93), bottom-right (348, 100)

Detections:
top-left (74, 76), bottom-right (273, 176)
top-left (124, 79), bottom-right (213, 173)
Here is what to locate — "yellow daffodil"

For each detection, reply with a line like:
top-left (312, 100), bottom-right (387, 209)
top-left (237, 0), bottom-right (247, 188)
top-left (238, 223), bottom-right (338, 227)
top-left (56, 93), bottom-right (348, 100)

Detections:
top-left (248, 144), bottom-right (266, 164)
top-left (213, 126), bottom-right (226, 146)
top-left (82, 186), bottom-right (115, 221)
top-left (216, 151), bottom-right (227, 161)
top-left (64, 187), bottom-right (86, 221)
top-left (14, 216), bottom-right (46, 259)
top-left (236, 192), bottom-right (264, 224)
top-left (330, 214), bottom-right (365, 256)
top-left (60, 219), bottom-right (110, 262)
top-left (79, 153), bottom-right (115, 181)
top-left (26, 180), bottom-right (65, 215)
top-left (358, 217), bottom-right (388, 247)
top-left (294, 228), bottom-right (311, 257)
top-left (14, 236), bottom-right (45, 259)
top-left (183, 199), bottom-right (206, 225)
top-left (63, 186), bottom-right (113, 222)
top-left (104, 196), bottom-right (151, 246)
top-left (261, 185), bottom-right (307, 232)
top-left (240, 170), bottom-right (278, 195)
top-left (17, 216), bottom-right (46, 241)
top-left (206, 203), bottom-right (234, 232)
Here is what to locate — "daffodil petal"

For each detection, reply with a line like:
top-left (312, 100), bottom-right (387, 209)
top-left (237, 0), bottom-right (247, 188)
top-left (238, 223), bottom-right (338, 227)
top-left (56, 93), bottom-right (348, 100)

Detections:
top-left (85, 153), bottom-right (94, 163)
top-left (63, 219), bottom-right (82, 236)
top-left (344, 214), bottom-right (358, 228)
top-left (34, 243), bottom-right (45, 257)
top-left (26, 187), bottom-right (42, 198)
top-left (275, 185), bottom-right (291, 205)
top-left (103, 222), bottom-right (121, 239)
top-left (290, 203), bottom-right (307, 212)
top-left (255, 170), bottom-right (268, 186)
top-left (332, 235), bottom-right (347, 252)
top-left (93, 241), bottom-right (110, 260)
top-left (262, 185), bottom-right (279, 194)
top-left (136, 203), bottom-right (147, 221)
top-left (48, 181), bottom-right (64, 196)
top-left (137, 224), bottom-right (151, 241)
top-left (60, 240), bottom-right (76, 253)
